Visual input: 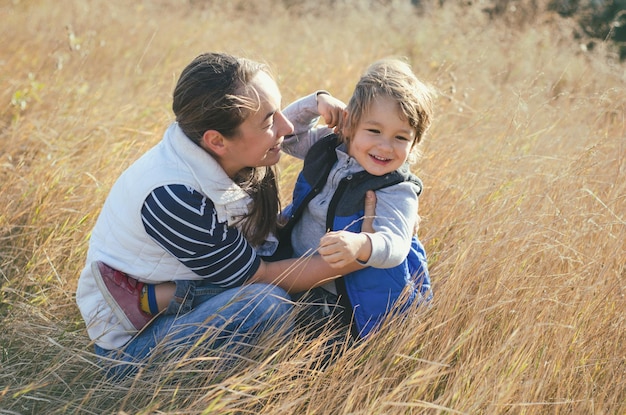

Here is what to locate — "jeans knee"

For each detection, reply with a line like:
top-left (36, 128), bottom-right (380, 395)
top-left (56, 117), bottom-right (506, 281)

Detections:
top-left (235, 284), bottom-right (292, 326)
top-left (258, 284), bottom-right (291, 311)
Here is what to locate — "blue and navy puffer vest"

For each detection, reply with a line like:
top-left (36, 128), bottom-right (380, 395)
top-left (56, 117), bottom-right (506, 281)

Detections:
top-left (275, 134), bottom-right (432, 338)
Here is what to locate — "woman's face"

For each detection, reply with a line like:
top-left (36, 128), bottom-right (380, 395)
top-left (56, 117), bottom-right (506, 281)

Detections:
top-left (218, 72), bottom-right (294, 178)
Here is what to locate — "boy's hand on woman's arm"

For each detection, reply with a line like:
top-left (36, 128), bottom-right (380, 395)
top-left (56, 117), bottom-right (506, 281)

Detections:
top-left (319, 231), bottom-right (372, 268)
top-left (251, 191), bottom-right (378, 289)
top-left (318, 190), bottom-right (377, 268)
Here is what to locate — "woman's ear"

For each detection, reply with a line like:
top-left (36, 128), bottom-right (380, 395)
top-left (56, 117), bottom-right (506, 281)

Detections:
top-left (201, 130), bottom-right (226, 156)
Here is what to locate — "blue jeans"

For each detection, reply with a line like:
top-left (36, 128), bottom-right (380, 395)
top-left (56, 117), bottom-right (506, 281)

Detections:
top-left (94, 282), bottom-right (293, 379)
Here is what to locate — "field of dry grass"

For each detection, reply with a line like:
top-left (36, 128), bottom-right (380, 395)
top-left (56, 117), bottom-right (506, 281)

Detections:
top-left (1, 0), bottom-right (625, 413)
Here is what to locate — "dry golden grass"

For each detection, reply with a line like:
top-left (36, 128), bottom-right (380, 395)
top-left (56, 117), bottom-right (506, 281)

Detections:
top-left (1, 0), bottom-right (625, 413)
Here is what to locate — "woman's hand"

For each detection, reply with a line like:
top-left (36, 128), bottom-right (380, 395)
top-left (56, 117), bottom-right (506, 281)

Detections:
top-left (316, 92), bottom-right (346, 130)
top-left (361, 190), bottom-right (376, 233)
top-left (362, 190), bottom-right (420, 235)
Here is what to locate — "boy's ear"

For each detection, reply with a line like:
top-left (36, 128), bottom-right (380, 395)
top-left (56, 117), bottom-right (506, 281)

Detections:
top-left (201, 130), bottom-right (227, 155)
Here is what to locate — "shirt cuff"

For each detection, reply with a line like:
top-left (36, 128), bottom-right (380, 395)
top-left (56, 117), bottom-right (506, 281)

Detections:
top-left (315, 90), bottom-right (331, 106)
top-left (355, 233), bottom-right (373, 266)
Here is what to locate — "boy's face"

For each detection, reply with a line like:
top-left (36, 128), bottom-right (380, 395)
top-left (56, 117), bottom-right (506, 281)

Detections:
top-left (347, 95), bottom-right (415, 176)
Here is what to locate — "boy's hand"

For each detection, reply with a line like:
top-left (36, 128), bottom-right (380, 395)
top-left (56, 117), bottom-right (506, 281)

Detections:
top-left (318, 231), bottom-right (372, 268)
top-left (316, 92), bottom-right (346, 129)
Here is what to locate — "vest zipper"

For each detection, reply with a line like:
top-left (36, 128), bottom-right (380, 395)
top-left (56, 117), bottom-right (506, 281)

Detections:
top-left (326, 174), bottom-right (360, 337)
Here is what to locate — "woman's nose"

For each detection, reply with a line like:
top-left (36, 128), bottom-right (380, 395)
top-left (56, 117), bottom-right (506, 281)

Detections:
top-left (276, 111), bottom-right (294, 136)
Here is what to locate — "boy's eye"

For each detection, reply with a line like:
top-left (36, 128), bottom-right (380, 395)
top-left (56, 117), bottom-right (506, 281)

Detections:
top-left (367, 129), bottom-right (380, 134)
top-left (396, 135), bottom-right (410, 141)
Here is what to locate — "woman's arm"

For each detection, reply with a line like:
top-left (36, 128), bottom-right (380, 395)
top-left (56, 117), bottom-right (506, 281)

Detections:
top-left (146, 190), bottom-right (377, 310)
top-left (249, 254), bottom-right (363, 293)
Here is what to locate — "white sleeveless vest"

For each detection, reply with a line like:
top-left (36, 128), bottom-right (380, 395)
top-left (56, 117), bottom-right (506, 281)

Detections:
top-left (76, 123), bottom-right (262, 349)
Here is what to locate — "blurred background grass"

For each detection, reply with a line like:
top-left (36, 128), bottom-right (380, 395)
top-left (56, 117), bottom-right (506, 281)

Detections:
top-left (1, 0), bottom-right (625, 413)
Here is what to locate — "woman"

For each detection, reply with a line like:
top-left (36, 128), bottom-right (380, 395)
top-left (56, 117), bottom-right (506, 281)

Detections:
top-left (76, 52), bottom-right (363, 378)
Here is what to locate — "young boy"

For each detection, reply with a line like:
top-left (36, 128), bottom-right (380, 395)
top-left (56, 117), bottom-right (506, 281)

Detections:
top-left (279, 58), bottom-right (434, 339)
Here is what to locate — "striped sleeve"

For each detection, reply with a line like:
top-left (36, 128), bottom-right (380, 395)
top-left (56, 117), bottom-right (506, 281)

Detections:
top-left (140, 184), bottom-right (260, 287)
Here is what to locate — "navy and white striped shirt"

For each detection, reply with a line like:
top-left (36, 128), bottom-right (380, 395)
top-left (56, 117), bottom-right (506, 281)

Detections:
top-left (141, 184), bottom-right (260, 287)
